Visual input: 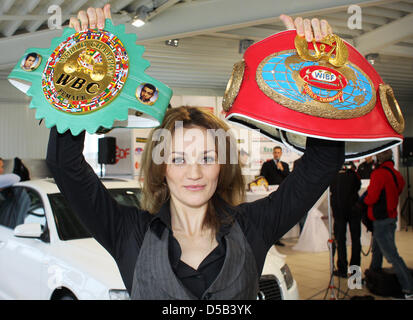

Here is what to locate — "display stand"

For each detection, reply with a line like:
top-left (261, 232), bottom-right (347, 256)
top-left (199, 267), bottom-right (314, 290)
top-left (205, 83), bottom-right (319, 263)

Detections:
top-left (307, 187), bottom-right (349, 300)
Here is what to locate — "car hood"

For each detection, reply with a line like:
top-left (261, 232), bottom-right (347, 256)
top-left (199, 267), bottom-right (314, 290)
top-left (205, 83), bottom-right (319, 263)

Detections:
top-left (51, 238), bottom-right (126, 290)
top-left (262, 246), bottom-right (286, 276)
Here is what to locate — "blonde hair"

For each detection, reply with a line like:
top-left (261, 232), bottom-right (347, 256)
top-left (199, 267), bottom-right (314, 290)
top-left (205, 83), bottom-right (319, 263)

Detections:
top-left (139, 106), bottom-right (245, 231)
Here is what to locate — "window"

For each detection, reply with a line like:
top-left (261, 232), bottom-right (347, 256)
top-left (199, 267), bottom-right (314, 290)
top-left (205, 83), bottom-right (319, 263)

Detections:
top-left (48, 193), bottom-right (91, 241)
top-left (24, 188), bottom-right (47, 229)
top-left (0, 187), bottom-right (46, 230)
top-left (48, 188), bottom-right (141, 241)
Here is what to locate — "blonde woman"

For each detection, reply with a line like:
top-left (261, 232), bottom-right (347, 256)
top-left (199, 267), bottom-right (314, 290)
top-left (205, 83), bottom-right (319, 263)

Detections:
top-left (47, 6), bottom-right (344, 300)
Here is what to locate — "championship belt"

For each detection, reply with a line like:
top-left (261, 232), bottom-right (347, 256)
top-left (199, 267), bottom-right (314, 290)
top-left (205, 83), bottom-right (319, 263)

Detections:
top-left (8, 19), bottom-right (172, 135)
top-left (223, 30), bottom-right (404, 160)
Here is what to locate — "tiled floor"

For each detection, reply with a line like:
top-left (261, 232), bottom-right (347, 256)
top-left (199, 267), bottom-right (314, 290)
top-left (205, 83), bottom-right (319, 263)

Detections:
top-left (277, 225), bottom-right (413, 300)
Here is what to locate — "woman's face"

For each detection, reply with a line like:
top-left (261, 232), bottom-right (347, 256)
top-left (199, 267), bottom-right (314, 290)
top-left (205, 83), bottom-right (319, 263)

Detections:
top-left (165, 126), bottom-right (220, 210)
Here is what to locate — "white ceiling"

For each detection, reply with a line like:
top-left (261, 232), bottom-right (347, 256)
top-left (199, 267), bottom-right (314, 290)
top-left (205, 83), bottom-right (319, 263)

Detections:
top-left (0, 0), bottom-right (412, 114)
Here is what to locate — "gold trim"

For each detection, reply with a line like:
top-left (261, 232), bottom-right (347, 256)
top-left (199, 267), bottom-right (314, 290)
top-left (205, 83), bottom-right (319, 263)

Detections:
top-left (295, 34), bottom-right (348, 68)
top-left (222, 60), bottom-right (245, 112)
top-left (256, 50), bottom-right (376, 119)
top-left (379, 84), bottom-right (405, 134)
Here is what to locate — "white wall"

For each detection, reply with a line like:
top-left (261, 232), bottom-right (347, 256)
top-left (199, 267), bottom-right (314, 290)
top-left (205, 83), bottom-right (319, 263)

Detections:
top-left (0, 103), bottom-right (50, 159)
top-left (0, 79), bottom-right (49, 159)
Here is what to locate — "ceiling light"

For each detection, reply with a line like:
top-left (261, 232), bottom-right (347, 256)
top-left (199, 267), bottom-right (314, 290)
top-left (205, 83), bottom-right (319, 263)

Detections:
top-left (132, 18), bottom-right (146, 27)
top-left (132, 5), bottom-right (150, 28)
top-left (165, 39), bottom-right (179, 47)
top-left (365, 53), bottom-right (379, 65)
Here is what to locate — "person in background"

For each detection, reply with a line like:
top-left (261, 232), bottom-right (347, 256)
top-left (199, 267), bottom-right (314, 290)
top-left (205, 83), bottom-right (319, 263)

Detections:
top-left (330, 161), bottom-right (361, 278)
top-left (357, 156), bottom-right (376, 179)
top-left (364, 149), bottom-right (413, 300)
top-left (0, 157), bottom-right (30, 228)
top-left (260, 146), bottom-right (290, 186)
top-left (260, 146), bottom-right (291, 246)
top-left (0, 157), bottom-right (21, 190)
top-left (260, 146), bottom-right (290, 246)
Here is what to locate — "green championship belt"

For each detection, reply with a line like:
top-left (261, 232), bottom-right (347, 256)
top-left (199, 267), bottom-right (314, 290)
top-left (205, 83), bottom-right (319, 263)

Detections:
top-left (8, 19), bottom-right (172, 135)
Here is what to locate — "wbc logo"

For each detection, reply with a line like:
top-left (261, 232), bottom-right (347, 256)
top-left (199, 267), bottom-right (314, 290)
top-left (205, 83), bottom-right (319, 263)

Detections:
top-left (42, 29), bottom-right (128, 114)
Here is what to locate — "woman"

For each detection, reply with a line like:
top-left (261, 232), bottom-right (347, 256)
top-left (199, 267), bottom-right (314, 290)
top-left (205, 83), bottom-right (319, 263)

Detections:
top-left (47, 5), bottom-right (344, 300)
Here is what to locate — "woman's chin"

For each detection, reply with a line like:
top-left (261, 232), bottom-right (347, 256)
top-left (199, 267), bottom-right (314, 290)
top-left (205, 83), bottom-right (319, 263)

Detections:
top-left (175, 193), bottom-right (211, 209)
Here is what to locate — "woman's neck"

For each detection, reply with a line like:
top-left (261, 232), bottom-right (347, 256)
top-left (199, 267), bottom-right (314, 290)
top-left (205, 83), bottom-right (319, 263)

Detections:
top-left (170, 198), bottom-right (209, 237)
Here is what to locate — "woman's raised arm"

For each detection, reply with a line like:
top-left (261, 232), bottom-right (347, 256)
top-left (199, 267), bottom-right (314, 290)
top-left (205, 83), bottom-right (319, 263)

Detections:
top-left (239, 15), bottom-right (344, 249)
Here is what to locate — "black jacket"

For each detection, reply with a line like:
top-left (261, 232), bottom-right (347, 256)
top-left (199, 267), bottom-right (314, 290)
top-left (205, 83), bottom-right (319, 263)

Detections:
top-left (260, 159), bottom-right (290, 185)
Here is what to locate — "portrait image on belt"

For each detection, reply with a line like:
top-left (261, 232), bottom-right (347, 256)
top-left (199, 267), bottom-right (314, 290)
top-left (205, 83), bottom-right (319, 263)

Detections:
top-left (136, 83), bottom-right (159, 105)
top-left (20, 52), bottom-right (41, 72)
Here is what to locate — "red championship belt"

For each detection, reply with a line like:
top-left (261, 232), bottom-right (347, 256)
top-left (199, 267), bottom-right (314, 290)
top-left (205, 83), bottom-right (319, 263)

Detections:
top-left (223, 30), bottom-right (404, 160)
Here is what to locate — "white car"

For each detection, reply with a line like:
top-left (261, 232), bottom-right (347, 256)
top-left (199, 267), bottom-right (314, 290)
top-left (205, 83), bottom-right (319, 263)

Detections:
top-left (0, 178), bottom-right (299, 300)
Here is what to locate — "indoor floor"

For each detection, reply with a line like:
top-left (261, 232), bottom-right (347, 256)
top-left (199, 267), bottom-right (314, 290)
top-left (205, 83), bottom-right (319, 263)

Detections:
top-left (277, 225), bottom-right (413, 300)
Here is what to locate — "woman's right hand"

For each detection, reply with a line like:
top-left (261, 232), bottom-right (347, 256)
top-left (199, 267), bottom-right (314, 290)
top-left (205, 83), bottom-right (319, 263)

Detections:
top-left (280, 14), bottom-right (332, 42)
top-left (69, 4), bottom-right (112, 32)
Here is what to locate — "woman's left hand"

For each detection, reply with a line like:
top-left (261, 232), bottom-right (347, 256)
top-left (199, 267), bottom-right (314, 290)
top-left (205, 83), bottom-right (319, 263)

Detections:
top-left (279, 14), bottom-right (333, 42)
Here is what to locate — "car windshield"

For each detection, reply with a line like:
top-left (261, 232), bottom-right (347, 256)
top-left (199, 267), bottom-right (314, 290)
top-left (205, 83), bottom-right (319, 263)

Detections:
top-left (48, 188), bottom-right (141, 241)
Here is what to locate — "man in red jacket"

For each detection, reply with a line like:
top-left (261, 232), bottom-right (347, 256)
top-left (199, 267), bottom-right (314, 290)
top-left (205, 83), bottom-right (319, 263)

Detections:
top-left (364, 149), bottom-right (413, 299)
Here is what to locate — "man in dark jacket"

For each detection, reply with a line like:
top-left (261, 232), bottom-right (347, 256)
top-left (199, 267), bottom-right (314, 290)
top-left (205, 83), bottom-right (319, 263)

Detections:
top-left (260, 146), bottom-right (290, 246)
top-left (364, 149), bottom-right (413, 299)
top-left (330, 161), bottom-right (361, 278)
top-left (260, 146), bottom-right (290, 185)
